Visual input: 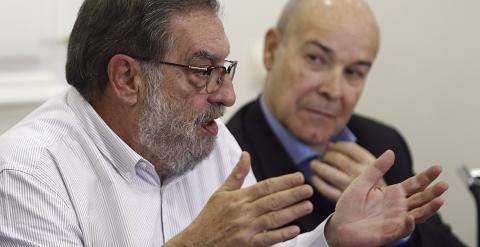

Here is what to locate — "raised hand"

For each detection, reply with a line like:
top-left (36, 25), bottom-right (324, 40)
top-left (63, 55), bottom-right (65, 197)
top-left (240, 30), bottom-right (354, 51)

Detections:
top-left (166, 152), bottom-right (314, 247)
top-left (310, 141), bottom-right (384, 202)
top-left (311, 142), bottom-right (448, 225)
top-left (325, 150), bottom-right (438, 247)
top-left (399, 165), bottom-right (447, 224)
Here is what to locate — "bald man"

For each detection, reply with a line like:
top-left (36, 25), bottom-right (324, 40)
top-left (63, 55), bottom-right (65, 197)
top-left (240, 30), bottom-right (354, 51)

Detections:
top-left (227, 0), bottom-right (465, 246)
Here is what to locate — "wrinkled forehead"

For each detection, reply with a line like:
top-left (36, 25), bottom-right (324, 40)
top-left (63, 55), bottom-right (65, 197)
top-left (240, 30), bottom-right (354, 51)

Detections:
top-left (167, 10), bottom-right (230, 64)
top-left (285, 0), bottom-right (380, 56)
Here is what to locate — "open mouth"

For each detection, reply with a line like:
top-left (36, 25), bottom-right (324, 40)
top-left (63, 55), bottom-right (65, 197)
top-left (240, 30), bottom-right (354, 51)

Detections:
top-left (200, 119), bottom-right (219, 136)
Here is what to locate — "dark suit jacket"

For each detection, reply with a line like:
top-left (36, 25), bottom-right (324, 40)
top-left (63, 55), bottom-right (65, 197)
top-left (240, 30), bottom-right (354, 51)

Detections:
top-left (227, 99), bottom-right (466, 247)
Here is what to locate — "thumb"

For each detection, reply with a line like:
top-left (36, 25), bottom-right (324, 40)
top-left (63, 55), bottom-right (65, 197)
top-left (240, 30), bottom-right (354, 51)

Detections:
top-left (218, 151), bottom-right (252, 192)
top-left (354, 150), bottom-right (395, 190)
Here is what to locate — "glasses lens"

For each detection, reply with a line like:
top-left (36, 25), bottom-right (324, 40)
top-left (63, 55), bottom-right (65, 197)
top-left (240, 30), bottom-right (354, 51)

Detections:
top-left (206, 67), bottom-right (226, 93)
top-left (227, 62), bottom-right (237, 81)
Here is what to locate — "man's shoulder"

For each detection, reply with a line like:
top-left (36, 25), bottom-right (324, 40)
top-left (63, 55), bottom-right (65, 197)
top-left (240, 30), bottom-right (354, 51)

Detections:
top-left (226, 99), bottom-right (258, 129)
top-left (348, 113), bottom-right (404, 140)
top-left (226, 99), bottom-right (263, 145)
top-left (0, 94), bottom-right (80, 172)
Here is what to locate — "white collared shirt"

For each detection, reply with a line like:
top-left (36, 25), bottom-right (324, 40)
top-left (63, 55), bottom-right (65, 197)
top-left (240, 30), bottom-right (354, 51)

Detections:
top-left (0, 87), bottom-right (328, 247)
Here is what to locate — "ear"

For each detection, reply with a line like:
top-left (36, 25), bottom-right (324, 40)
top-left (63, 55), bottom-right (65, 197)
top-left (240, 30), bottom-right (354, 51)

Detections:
top-left (263, 28), bottom-right (281, 71)
top-left (106, 54), bottom-right (143, 106)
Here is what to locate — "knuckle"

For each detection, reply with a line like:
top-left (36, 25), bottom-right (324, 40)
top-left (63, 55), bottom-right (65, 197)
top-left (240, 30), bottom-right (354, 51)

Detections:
top-left (266, 196), bottom-right (282, 210)
top-left (208, 191), bottom-right (225, 204)
top-left (255, 233), bottom-right (270, 247)
top-left (259, 213), bottom-right (279, 230)
top-left (285, 174), bottom-right (301, 187)
top-left (231, 217), bottom-right (249, 229)
top-left (257, 180), bottom-right (273, 195)
top-left (253, 199), bottom-right (270, 213)
top-left (266, 214), bottom-right (280, 228)
top-left (330, 152), bottom-right (340, 163)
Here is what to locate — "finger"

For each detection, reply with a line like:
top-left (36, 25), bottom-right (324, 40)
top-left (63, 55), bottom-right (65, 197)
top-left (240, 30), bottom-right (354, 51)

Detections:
top-left (407, 182), bottom-right (448, 210)
top-left (244, 172), bottom-right (305, 201)
top-left (310, 160), bottom-right (351, 190)
top-left (352, 150), bottom-right (395, 191)
top-left (409, 197), bottom-right (445, 224)
top-left (328, 142), bottom-right (375, 163)
top-left (251, 225), bottom-right (301, 247)
top-left (323, 150), bottom-right (358, 174)
top-left (252, 184), bottom-right (313, 215)
top-left (401, 165), bottom-right (442, 196)
top-left (254, 200), bottom-right (313, 232)
top-left (311, 176), bottom-right (342, 201)
top-left (218, 151), bottom-right (251, 192)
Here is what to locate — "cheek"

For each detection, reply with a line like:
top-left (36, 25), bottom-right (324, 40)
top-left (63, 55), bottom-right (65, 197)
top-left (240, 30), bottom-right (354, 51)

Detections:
top-left (274, 72), bottom-right (314, 113)
top-left (291, 71), bottom-right (314, 96)
top-left (187, 96), bottom-right (207, 115)
top-left (339, 87), bottom-right (363, 120)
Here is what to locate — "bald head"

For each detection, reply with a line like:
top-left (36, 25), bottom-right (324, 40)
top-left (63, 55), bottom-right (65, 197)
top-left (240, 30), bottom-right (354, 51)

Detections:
top-left (277, 0), bottom-right (380, 50)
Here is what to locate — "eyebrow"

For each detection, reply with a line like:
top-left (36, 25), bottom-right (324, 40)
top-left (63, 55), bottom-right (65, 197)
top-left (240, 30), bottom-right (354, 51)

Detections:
top-left (305, 40), bottom-right (334, 56)
top-left (190, 50), bottom-right (220, 64)
top-left (305, 40), bottom-right (372, 68)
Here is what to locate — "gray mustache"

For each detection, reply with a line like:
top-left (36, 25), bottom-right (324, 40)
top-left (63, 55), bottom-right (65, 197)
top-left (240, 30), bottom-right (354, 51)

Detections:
top-left (195, 104), bottom-right (225, 126)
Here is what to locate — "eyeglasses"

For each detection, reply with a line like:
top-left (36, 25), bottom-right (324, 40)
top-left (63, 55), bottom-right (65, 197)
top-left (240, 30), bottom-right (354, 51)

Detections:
top-left (155, 60), bottom-right (237, 94)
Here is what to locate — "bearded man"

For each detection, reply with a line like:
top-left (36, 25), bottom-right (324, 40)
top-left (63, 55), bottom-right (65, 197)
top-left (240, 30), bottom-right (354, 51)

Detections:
top-left (0, 0), bottom-right (447, 246)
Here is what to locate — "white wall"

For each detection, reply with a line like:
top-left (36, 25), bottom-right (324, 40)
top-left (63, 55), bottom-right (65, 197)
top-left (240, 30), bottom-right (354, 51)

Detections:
top-left (359, 2), bottom-right (479, 246)
top-left (0, 1), bottom-right (477, 246)
top-left (0, 0), bottom-right (81, 132)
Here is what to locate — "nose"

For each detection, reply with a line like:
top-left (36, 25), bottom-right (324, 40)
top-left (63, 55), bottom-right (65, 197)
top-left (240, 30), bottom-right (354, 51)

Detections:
top-left (207, 75), bottom-right (236, 107)
top-left (317, 67), bottom-right (342, 99)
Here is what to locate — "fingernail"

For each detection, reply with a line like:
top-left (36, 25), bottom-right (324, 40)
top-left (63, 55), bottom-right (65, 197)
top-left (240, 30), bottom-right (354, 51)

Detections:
top-left (302, 185), bottom-right (313, 195)
top-left (295, 172), bottom-right (304, 183)
top-left (289, 226), bottom-right (300, 236)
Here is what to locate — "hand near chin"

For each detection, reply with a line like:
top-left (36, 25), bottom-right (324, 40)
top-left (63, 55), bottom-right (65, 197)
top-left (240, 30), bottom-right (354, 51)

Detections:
top-left (166, 152), bottom-right (314, 247)
top-left (310, 141), bottom-right (385, 202)
top-left (324, 150), bottom-right (446, 247)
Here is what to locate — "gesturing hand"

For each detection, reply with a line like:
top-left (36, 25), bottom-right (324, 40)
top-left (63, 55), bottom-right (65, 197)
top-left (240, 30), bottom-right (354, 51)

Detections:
top-left (325, 150), bottom-right (446, 247)
top-left (166, 152), bottom-right (314, 247)
top-left (311, 142), bottom-right (447, 225)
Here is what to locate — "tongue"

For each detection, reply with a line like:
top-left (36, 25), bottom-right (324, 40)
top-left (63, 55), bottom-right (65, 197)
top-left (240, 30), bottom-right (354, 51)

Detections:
top-left (202, 120), bottom-right (219, 136)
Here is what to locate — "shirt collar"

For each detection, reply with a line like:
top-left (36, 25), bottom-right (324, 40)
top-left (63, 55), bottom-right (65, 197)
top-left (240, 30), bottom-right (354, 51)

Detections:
top-left (259, 95), bottom-right (357, 165)
top-left (67, 88), bottom-right (144, 183)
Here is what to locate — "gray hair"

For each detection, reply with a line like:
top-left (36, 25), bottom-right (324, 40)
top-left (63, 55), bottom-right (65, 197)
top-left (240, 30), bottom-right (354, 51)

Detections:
top-left (66, 0), bottom-right (220, 102)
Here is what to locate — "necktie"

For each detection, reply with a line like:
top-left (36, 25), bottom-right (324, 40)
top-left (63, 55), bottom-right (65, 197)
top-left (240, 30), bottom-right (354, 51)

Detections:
top-left (297, 155), bottom-right (318, 182)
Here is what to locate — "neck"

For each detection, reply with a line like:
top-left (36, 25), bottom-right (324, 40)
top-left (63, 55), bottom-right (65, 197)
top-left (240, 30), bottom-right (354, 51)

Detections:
top-left (93, 93), bottom-right (142, 157)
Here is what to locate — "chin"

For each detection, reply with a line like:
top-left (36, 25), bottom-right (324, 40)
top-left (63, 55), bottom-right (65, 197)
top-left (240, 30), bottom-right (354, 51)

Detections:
top-left (294, 130), bottom-right (328, 146)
